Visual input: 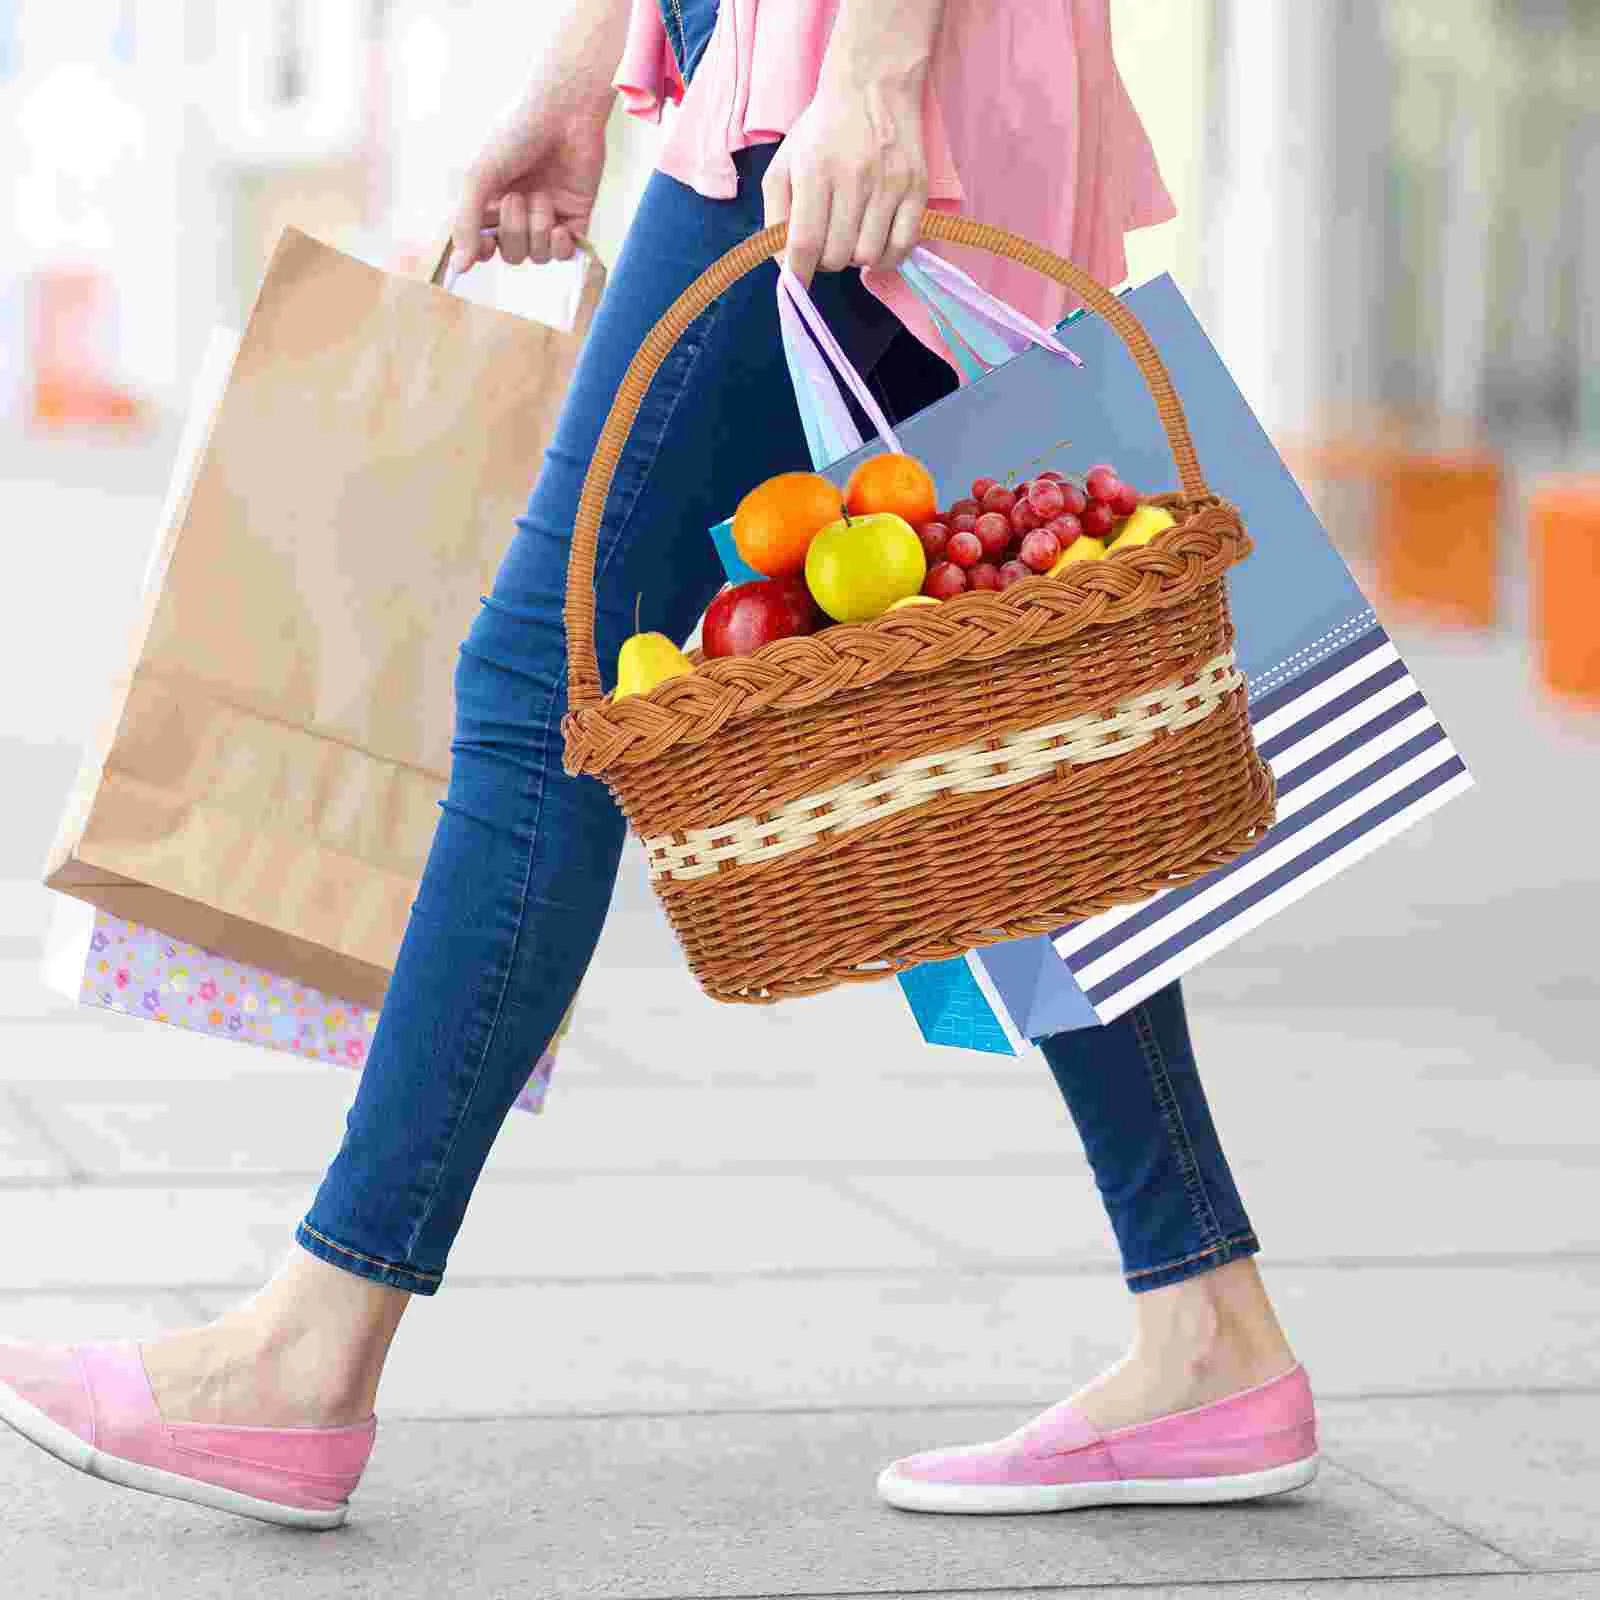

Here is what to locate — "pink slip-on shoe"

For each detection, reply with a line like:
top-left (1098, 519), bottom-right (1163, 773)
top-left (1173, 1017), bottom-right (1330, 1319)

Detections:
top-left (0, 1339), bottom-right (376, 1529)
top-left (878, 1362), bottom-right (1319, 1514)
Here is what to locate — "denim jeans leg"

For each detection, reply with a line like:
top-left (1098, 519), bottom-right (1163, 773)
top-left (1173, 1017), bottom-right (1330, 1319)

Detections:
top-left (297, 149), bottom-right (909, 1294)
top-left (1038, 981), bottom-right (1261, 1293)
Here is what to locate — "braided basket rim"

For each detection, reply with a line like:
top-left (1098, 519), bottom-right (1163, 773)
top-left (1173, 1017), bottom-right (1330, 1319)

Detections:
top-left (562, 492), bottom-right (1250, 778)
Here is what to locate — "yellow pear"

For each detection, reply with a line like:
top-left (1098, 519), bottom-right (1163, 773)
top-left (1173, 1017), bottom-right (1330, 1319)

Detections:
top-left (615, 632), bottom-right (694, 700)
top-left (1046, 536), bottom-right (1107, 577)
top-left (1107, 503), bottom-right (1177, 551)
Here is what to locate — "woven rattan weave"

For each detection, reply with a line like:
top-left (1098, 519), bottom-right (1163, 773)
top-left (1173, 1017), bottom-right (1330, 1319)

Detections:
top-left (560, 213), bottom-right (1274, 1003)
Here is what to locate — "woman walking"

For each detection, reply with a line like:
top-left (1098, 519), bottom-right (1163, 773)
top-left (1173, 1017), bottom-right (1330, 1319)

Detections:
top-left (0, 0), bottom-right (1316, 1528)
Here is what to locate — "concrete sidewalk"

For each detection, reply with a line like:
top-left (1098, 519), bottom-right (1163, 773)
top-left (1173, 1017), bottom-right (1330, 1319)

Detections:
top-left (2, 630), bottom-right (1598, 1598)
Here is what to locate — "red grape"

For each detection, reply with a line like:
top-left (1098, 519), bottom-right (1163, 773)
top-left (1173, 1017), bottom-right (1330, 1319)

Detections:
top-left (917, 521), bottom-right (949, 561)
top-left (924, 561), bottom-right (968, 599)
top-left (1109, 482), bottom-right (1141, 518)
top-left (974, 511), bottom-right (1012, 560)
top-left (1013, 479), bottom-right (1033, 502)
top-left (1085, 464), bottom-right (1122, 503)
top-left (1080, 501), bottom-right (1115, 538)
top-left (951, 511), bottom-right (978, 534)
top-left (1060, 482), bottom-right (1088, 516)
top-left (1047, 513), bottom-right (1083, 547)
top-left (980, 485), bottom-right (1017, 515)
top-left (1008, 497), bottom-right (1041, 536)
top-left (998, 559), bottom-right (1033, 590)
top-left (947, 529), bottom-right (984, 568)
top-left (971, 477), bottom-right (998, 501)
top-left (1037, 470), bottom-right (1065, 482)
top-left (1027, 480), bottom-right (1066, 518)
top-left (949, 497), bottom-right (981, 519)
top-left (1019, 528), bottom-right (1062, 572)
top-left (968, 561), bottom-right (1002, 592)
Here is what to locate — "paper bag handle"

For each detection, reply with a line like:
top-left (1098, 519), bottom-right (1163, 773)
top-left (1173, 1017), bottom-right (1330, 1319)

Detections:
top-left (427, 229), bottom-right (599, 289)
top-left (563, 210), bottom-right (1211, 715)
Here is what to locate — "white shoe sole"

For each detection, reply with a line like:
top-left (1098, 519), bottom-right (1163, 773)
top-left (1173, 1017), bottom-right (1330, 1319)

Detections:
top-left (0, 1374), bottom-right (349, 1530)
top-left (877, 1451), bottom-right (1320, 1514)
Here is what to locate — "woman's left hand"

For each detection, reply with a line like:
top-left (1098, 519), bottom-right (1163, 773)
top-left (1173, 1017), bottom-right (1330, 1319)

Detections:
top-left (761, 19), bottom-right (935, 285)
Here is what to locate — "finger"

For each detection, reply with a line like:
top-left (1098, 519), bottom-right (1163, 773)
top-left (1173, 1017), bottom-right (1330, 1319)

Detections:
top-left (496, 190), bottom-right (530, 265)
top-left (817, 176), bottom-right (868, 274)
top-left (526, 192), bottom-right (556, 265)
top-left (784, 175), bottom-right (830, 286)
top-left (852, 186), bottom-right (900, 273)
top-left (883, 180), bottom-right (930, 272)
top-left (551, 225), bottom-right (577, 263)
top-left (450, 164), bottom-right (502, 276)
top-left (761, 153), bottom-right (793, 233)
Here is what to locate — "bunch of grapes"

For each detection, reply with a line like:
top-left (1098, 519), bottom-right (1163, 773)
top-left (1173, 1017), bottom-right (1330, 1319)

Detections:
top-left (916, 464), bottom-right (1140, 599)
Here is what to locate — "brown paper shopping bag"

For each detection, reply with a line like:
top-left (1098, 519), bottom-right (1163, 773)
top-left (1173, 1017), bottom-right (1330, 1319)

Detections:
top-left (45, 229), bottom-right (604, 1011)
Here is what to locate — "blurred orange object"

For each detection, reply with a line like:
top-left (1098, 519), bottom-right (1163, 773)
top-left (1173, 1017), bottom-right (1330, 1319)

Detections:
top-left (1531, 479), bottom-right (1600, 708)
top-left (1374, 450), bottom-right (1501, 628)
top-left (28, 269), bottom-right (142, 432)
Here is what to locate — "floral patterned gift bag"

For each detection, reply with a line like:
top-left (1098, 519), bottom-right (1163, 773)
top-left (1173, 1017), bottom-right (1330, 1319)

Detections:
top-left (43, 899), bottom-right (567, 1115)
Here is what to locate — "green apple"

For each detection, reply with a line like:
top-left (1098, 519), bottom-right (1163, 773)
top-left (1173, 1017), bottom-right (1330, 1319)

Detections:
top-left (804, 511), bottom-right (927, 622)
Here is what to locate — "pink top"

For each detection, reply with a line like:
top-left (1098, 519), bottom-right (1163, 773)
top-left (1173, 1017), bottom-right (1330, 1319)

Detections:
top-left (615, 0), bottom-right (1175, 371)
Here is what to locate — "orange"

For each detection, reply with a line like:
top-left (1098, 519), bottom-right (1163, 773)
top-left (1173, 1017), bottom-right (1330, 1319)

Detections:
top-left (733, 471), bottom-right (843, 578)
top-left (844, 452), bottom-right (938, 528)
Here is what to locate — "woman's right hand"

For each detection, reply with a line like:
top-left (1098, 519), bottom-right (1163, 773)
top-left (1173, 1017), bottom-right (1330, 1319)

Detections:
top-left (450, 84), bottom-right (610, 276)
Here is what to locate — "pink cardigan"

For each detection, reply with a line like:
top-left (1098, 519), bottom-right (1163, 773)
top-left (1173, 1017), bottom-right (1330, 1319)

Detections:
top-left (615, 0), bottom-right (1176, 370)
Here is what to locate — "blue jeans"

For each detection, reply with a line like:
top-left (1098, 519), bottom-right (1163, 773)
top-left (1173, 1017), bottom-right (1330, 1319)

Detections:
top-left (296, 20), bottom-right (1260, 1300)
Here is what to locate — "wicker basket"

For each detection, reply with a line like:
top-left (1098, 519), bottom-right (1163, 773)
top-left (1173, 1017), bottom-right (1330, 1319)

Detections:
top-left (562, 213), bottom-right (1275, 1004)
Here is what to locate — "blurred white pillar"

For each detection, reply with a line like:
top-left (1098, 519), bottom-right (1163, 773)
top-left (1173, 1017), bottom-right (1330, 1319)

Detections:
top-left (1199, 2), bottom-right (1323, 438)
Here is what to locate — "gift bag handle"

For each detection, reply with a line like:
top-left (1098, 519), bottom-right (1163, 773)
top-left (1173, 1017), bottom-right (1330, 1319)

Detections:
top-left (564, 210), bottom-right (1210, 714)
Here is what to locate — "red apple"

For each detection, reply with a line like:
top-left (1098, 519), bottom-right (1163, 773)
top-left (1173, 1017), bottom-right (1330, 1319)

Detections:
top-left (702, 576), bottom-right (821, 658)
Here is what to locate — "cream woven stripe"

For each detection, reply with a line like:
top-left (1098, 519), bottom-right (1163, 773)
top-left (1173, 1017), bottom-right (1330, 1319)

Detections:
top-left (644, 651), bottom-right (1242, 883)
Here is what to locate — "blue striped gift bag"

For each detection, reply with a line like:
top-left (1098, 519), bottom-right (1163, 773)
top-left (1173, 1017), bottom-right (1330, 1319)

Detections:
top-left (879, 271), bottom-right (1473, 1048)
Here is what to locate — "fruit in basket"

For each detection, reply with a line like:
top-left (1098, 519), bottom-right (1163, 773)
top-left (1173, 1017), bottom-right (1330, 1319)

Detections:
top-left (1046, 513), bottom-right (1083, 548)
top-left (980, 484), bottom-right (1017, 516)
top-left (971, 477), bottom-right (998, 501)
top-left (1109, 481), bottom-right (1142, 518)
top-left (998, 559), bottom-right (1033, 590)
top-left (923, 560), bottom-right (968, 599)
top-left (805, 510), bottom-right (926, 621)
top-left (950, 496), bottom-right (981, 520)
top-left (969, 562), bottom-right (1003, 591)
top-left (1107, 503), bottom-right (1177, 550)
top-left (1027, 479), bottom-right (1067, 519)
top-left (844, 452), bottom-right (938, 527)
top-left (950, 510), bottom-right (978, 534)
top-left (1047, 535), bottom-right (1107, 575)
top-left (1085, 464), bottom-right (1122, 503)
top-left (732, 472), bottom-right (843, 579)
top-left (1019, 528), bottom-right (1062, 572)
top-left (615, 631), bottom-right (696, 700)
top-left (703, 575), bottom-right (821, 658)
top-left (616, 597), bottom-right (697, 699)
top-left (917, 520), bottom-right (950, 561)
top-left (947, 530), bottom-right (983, 568)
top-left (887, 594), bottom-right (940, 612)
top-left (1009, 497), bottom-right (1041, 537)
top-left (1080, 501), bottom-right (1115, 539)
top-left (974, 512), bottom-right (1011, 561)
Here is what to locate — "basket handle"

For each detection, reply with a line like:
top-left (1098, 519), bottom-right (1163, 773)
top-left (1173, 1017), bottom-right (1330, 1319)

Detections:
top-left (564, 210), bottom-right (1211, 714)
